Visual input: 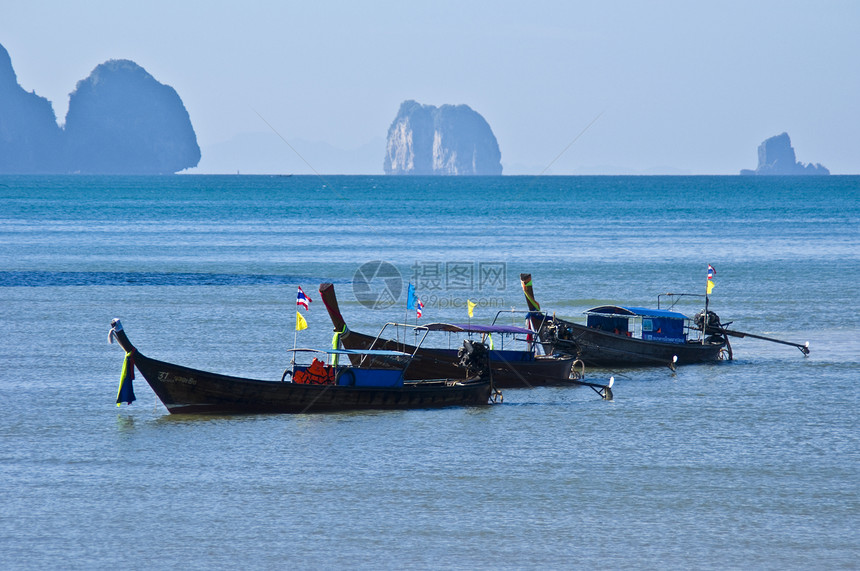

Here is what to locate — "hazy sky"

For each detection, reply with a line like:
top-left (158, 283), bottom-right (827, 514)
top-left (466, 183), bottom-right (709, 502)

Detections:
top-left (3, 0), bottom-right (858, 174)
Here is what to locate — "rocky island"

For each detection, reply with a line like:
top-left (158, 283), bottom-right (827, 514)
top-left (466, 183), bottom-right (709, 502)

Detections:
top-left (0, 43), bottom-right (63, 173)
top-left (384, 100), bottom-right (502, 175)
top-left (64, 60), bottom-right (200, 174)
top-left (740, 132), bottom-right (829, 175)
top-left (0, 43), bottom-right (199, 174)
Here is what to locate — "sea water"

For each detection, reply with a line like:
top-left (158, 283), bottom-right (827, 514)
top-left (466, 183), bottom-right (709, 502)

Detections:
top-left (0, 175), bottom-right (857, 569)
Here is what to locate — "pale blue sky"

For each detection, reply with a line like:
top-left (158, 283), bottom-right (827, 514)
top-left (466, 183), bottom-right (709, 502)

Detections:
top-left (2, 0), bottom-right (857, 174)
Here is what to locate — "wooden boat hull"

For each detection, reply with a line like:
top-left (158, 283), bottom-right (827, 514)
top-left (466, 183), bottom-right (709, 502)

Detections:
top-left (334, 328), bottom-right (576, 388)
top-left (130, 351), bottom-right (492, 414)
top-left (540, 321), bottom-right (725, 367)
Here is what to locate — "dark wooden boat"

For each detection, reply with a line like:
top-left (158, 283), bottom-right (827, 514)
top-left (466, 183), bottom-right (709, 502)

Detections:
top-left (521, 273), bottom-right (728, 368)
top-left (108, 319), bottom-right (494, 414)
top-left (319, 282), bottom-right (577, 389)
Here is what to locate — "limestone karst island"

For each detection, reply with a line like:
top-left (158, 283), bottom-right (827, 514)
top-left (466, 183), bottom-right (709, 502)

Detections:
top-left (741, 132), bottom-right (829, 175)
top-left (0, 42), bottom-right (199, 174)
top-left (384, 100), bottom-right (503, 175)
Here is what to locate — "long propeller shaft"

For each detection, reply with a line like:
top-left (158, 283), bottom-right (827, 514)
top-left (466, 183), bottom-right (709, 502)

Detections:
top-left (707, 326), bottom-right (809, 355)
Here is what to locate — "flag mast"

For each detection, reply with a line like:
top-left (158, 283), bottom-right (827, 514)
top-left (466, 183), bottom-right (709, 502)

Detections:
top-left (703, 265), bottom-right (715, 345)
top-left (292, 315), bottom-right (299, 361)
top-left (294, 286), bottom-right (312, 365)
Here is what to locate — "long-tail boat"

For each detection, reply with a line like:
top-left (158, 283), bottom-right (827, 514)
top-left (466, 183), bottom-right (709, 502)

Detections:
top-left (319, 282), bottom-right (578, 389)
top-left (108, 318), bottom-right (495, 414)
top-left (521, 273), bottom-right (809, 368)
top-left (520, 273), bottom-right (728, 368)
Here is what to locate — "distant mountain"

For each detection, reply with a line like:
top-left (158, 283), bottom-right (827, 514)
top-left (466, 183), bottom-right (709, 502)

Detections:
top-left (740, 132), bottom-right (829, 175)
top-left (384, 100), bottom-right (502, 175)
top-left (0, 43), bottom-right (199, 174)
top-left (0, 44), bottom-right (63, 173)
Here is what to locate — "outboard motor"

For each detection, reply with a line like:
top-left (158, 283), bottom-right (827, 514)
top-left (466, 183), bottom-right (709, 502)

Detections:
top-left (694, 310), bottom-right (725, 343)
top-left (457, 340), bottom-right (490, 379)
top-left (694, 310), bottom-right (723, 331)
top-left (546, 322), bottom-right (567, 341)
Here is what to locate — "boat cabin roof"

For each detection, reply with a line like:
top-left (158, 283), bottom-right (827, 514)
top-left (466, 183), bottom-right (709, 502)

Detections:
top-left (419, 322), bottom-right (533, 335)
top-left (585, 305), bottom-right (687, 320)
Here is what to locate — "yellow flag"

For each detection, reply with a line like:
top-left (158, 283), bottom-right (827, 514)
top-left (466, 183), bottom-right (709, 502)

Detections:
top-left (467, 299), bottom-right (477, 318)
top-left (296, 311), bottom-right (308, 331)
top-left (706, 280), bottom-right (715, 295)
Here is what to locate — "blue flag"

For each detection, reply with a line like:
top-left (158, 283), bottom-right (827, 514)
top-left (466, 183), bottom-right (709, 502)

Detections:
top-left (406, 283), bottom-right (417, 310)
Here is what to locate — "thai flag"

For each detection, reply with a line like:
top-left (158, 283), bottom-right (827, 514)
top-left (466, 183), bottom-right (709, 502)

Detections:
top-left (296, 286), bottom-right (312, 311)
top-left (416, 297), bottom-right (424, 319)
top-left (707, 264), bottom-right (716, 280)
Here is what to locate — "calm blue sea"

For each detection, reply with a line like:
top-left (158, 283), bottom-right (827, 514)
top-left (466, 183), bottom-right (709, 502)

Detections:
top-left (0, 175), bottom-right (858, 569)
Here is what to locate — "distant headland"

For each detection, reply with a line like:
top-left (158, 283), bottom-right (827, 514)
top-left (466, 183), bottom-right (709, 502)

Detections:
top-left (740, 132), bottom-right (829, 176)
top-left (0, 43), bottom-right (199, 174)
top-left (384, 100), bottom-right (502, 175)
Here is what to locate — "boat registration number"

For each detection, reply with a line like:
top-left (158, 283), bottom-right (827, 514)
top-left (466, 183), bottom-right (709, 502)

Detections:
top-left (158, 371), bottom-right (198, 385)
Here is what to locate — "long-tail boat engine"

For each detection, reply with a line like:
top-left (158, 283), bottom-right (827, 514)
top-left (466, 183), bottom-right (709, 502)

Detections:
top-left (694, 310), bottom-right (726, 343)
top-left (457, 340), bottom-right (490, 379)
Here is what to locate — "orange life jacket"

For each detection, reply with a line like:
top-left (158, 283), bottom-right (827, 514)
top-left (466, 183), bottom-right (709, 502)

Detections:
top-left (308, 358), bottom-right (334, 384)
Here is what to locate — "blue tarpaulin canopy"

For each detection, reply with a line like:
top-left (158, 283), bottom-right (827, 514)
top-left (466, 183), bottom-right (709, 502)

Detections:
top-left (585, 305), bottom-right (688, 320)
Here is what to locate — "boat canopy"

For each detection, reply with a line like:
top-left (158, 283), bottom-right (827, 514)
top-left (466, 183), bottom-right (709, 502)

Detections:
top-left (585, 305), bottom-right (688, 320)
top-left (293, 348), bottom-right (412, 357)
top-left (584, 306), bottom-right (688, 343)
top-left (419, 323), bottom-right (533, 335)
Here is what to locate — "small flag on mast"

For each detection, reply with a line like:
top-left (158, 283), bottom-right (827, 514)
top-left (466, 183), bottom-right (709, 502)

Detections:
top-left (406, 283), bottom-right (417, 310)
top-left (467, 299), bottom-right (477, 318)
top-left (296, 311), bottom-right (308, 331)
top-left (297, 286), bottom-right (312, 311)
top-left (408, 283), bottom-right (424, 319)
top-left (707, 264), bottom-right (716, 295)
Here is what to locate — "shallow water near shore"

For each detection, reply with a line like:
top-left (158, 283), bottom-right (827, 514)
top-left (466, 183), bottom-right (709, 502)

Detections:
top-left (1, 175), bottom-right (857, 569)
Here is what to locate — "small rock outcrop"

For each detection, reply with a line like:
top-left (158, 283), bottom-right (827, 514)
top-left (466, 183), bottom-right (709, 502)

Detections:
top-left (384, 100), bottom-right (502, 175)
top-left (0, 42), bottom-right (200, 174)
top-left (64, 60), bottom-right (200, 174)
top-left (740, 132), bottom-right (829, 175)
top-left (0, 44), bottom-right (63, 173)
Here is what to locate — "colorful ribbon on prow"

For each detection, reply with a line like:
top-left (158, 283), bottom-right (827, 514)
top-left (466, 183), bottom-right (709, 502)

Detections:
top-left (116, 350), bottom-right (137, 406)
top-left (521, 277), bottom-right (540, 311)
